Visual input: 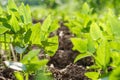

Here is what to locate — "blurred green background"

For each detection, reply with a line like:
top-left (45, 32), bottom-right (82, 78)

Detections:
top-left (0, 0), bottom-right (120, 11)
top-left (0, 0), bottom-right (120, 18)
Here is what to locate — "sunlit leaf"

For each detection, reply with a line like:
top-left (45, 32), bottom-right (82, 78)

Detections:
top-left (85, 72), bottom-right (99, 80)
top-left (26, 59), bottom-right (48, 72)
top-left (48, 20), bottom-right (59, 33)
top-left (81, 3), bottom-right (90, 14)
top-left (30, 23), bottom-right (41, 45)
top-left (7, 0), bottom-right (18, 11)
top-left (0, 25), bottom-right (9, 34)
top-left (95, 40), bottom-right (110, 69)
top-left (71, 38), bottom-right (88, 53)
top-left (90, 22), bottom-right (102, 40)
top-left (14, 71), bottom-right (24, 80)
top-left (74, 52), bottom-right (92, 63)
top-left (40, 30), bottom-right (47, 41)
top-left (24, 29), bottom-right (32, 43)
top-left (0, 6), bottom-right (3, 14)
top-left (111, 52), bottom-right (120, 67)
top-left (9, 13), bottom-right (20, 32)
top-left (45, 36), bottom-right (58, 56)
top-left (87, 34), bottom-right (96, 53)
top-left (67, 20), bottom-right (82, 37)
top-left (108, 13), bottom-right (120, 37)
top-left (110, 40), bottom-right (120, 51)
top-left (35, 68), bottom-right (53, 80)
top-left (19, 3), bottom-right (32, 24)
top-left (109, 67), bottom-right (120, 80)
top-left (21, 49), bottom-right (40, 63)
top-left (41, 15), bottom-right (52, 32)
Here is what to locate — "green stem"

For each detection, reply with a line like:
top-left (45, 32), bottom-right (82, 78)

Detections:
top-left (4, 33), bottom-right (7, 51)
top-left (25, 73), bottom-right (29, 80)
top-left (0, 36), bottom-right (1, 63)
top-left (4, 33), bottom-right (8, 60)
top-left (20, 53), bottom-right (22, 61)
top-left (10, 44), bottom-right (17, 61)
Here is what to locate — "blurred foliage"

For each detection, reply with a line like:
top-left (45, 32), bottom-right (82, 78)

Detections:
top-left (0, 0), bottom-right (120, 14)
top-left (12, 0), bottom-right (120, 15)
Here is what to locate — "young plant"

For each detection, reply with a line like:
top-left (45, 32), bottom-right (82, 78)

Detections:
top-left (4, 49), bottom-right (49, 80)
top-left (1, 0), bottom-right (59, 79)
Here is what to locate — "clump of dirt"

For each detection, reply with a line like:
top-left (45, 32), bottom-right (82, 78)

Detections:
top-left (48, 50), bottom-right (78, 69)
top-left (76, 56), bottom-right (94, 67)
top-left (49, 63), bottom-right (89, 80)
top-left (0, 67), bottom-right (15, 80)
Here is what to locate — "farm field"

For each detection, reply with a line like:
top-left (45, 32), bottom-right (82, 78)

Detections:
top-left (0, 0), bottom-right (120, 80)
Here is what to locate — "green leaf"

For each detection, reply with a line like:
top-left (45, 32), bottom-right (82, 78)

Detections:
top-left (19, 3), bottom-right (32, 24)
top-left (0, 6), bottom-right (3, 14)
top-left (26, 59), bottom-right (48, 72)
top-left (41, 15), bottom-right (52, 32)
top-left (0, 18), bottom-right (7, 22)
top-left (15, 45), bottom-right (28, 54)
top-left (7, 0), bottom-right (18, 11)
top-left (95, 40), bottom-right (110, 69)
top-left (108, 13), bottom-right (120, 37)
top-left (14, 72), bottom-right (24, 80)
top-left (71, 26), bottom-right (81, 37)
top-left (84, 34), bottom-right (96, 53)
top-left (87, 35), bottom-right (96, 53)
top-left (111, 52), bottom-right (120, 67)
top-left (9, 13), bottom-right (20, 33)
top-left (45, 36), bottom-right (58, 56)
top-left (0, 25), bottom-right (9, 34)
top-left (30, 23), bottom-right (41, 45)
top-left (90, 22), bottom-right (102, 40)
top-left (71, 38), bottom-right (88, 53)
top-left (83, 15), bottom-right (91, 28)
top-left (35, 69), bottom-right (53, 80)
top-left (21, 49), bottom-right (40, 64)
top-left (85, 72), bottom-right (99, 80)
top-left (81, 3), bottom-right (90, 14)
top-left (40, 31), bottom-right (47, 41)
top-left (2, 22), bottom-right (11, 29)
top-left (48, 20), bottom-right (59, 33)
top-left (65, 19), bottom-right (82, 37)
top-left (24, 29), bottom-right (32, 43)
top-left (39, 16), bottom-right (54, 41)
top-left (74, 52), bottom-right (92, 63)
top-left (110, 40), bottom-right (120, 51)
top-left (109, 67), bottom-right (120, 80)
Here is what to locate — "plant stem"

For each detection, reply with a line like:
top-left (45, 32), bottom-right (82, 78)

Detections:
top-left (4, 33), bottom-right (7, 51)
top-left (25, 73), bottom-right (29, 80)
top-left (10, 44), bottom-right (17, 61)
top-left (4, 33), bottom-right (8, 60)
top-left (20, 53), bottom-right (22, 61)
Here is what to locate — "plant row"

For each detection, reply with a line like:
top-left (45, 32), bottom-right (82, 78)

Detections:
top-left (0, 0), bottom-right (120, 80)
